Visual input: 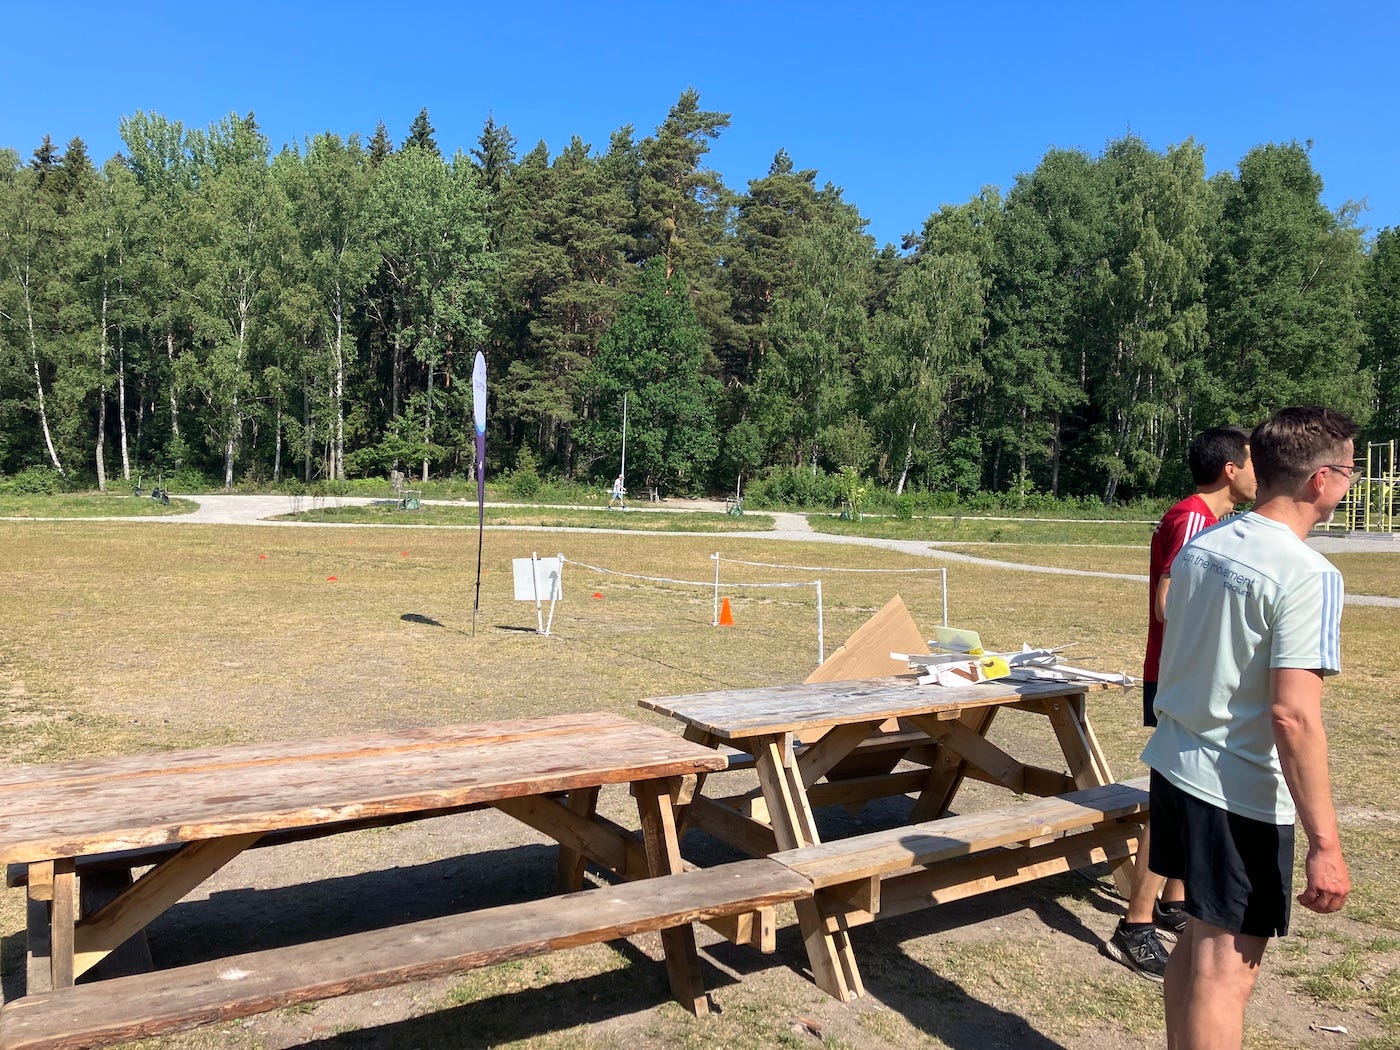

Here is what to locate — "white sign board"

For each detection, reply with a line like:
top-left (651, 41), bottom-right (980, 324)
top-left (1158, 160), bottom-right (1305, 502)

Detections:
top-left (513, 556), bottom-right (562, 601)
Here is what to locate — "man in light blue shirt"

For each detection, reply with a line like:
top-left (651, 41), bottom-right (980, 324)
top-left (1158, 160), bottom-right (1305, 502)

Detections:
top-left (1142, 406), bottom-right (1356, 1050)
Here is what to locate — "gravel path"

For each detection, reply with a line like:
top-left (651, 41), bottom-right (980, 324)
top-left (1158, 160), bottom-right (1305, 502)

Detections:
top-left (21, 493), bottom-right (1398, 607)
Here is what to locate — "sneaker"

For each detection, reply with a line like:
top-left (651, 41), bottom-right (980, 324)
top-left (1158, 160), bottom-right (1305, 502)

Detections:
top-left (1105, 920), bottom-right (1169, 982)
top-left (1153, 899), bottom-right (1188, 942)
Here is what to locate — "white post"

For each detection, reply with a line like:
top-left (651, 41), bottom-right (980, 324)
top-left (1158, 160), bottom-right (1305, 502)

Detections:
top-left (711, 551), bottom-right (721, 626)
top-left (941, 567), bottom-right (948, 626)
top-left (531, 552), bottom-right (544, 634)
top-left (815, 579), bottom-right (825, 665)
top-left (543, 552), bottom-right (563, 636)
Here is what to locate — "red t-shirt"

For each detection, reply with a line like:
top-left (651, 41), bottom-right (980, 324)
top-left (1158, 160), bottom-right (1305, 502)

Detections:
top-left (1143, 493), bottom-right (1218, 681)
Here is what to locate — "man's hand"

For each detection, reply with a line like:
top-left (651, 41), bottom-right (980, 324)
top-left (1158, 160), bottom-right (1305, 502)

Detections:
top-left (1298, 842), bottom-right (1350, 914)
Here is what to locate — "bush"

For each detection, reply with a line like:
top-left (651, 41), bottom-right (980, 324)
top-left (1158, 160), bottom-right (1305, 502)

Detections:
top-left (744, 465), bottom-right (841, 509)
top-left (166, 467), bottom-right (213, 493)
top-left (509, 447), bottom-right (542, 498)
top-left (4, 466), bottom-right (60, 495)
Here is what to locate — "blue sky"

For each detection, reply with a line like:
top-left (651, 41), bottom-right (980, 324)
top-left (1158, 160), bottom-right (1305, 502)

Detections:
top-left (5, 1), bottom-right (1397, 247)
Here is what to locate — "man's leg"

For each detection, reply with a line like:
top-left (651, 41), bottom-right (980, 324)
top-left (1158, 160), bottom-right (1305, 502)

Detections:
top-left (1164, 917), bottom-right (1267, 1050)
top-left (1126, 822), bottom-right (1164, 923)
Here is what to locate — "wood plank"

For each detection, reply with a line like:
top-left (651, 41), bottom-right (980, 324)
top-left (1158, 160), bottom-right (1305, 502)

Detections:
top-left (795, 722), bottom-right (884, 788)
top-left (822, 822), bottom-right (1140, 927)
top-left (77, 870), bottom-right (153, 981)
top-left (684, 795), bottom-right (779, 858)
top-left (0, 720), bottom-right (726, 867)
top-left (772, 779), bottom-right (1149, 889)
top-left (634, 779), bottom-right (706, 1017)
top-left (752, 737), bottom-right (819, 851)
top-left (0, 713), bottom-right (647, 793)
top-left (25, 892), bottom-right (51, 997)
top-left (554, 788), bottom-right (600, 892)
top-left (49, 865), bottom-right (74, 990)
top-left (639, 678), bottom-right (1085, 741)
top-left (750, 738), bottom-right (863, 1002)
top-left (1040, 695), bottom-right (1115, 788)
top-left (906, 715), bottom-right (1027, 793)
top-left (908, 707), bottom-right (998, 823)
top-left (72, 833), bottom-right (261, 981)
top-left (802, 595), bottom-right (929, 684)
top-left (491, 796), bottom-right (645, 882)
top-left (805, 768), bottom-right (935, 809)
top-left (0, 861), bottom-right (814, 1050)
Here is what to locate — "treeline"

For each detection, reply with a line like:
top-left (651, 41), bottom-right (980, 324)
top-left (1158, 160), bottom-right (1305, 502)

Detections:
top-left (1, 91), bottom-right (1395, 503)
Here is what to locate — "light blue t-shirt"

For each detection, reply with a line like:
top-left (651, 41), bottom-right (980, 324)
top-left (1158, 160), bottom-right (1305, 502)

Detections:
top-left (1141, 512), bottom-right (1344, 824)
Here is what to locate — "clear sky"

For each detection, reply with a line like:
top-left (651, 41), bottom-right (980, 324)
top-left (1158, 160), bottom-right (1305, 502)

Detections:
top-left (5, 1), bottom-right (1397, 248)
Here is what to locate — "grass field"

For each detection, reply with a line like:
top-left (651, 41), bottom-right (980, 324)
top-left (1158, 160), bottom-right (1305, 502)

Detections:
top-left (277, 502), bottom-right (776, 532)
top-left (1, 517), bottom-right (1396, 1048)
top-left (0, 493), bottom-right (195, 517)
top-left (809, 514), bottom-right (1156, 546)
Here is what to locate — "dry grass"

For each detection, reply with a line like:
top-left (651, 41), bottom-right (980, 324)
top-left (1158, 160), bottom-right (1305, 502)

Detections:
top-left (1, 519), bottom-right (1395, 1048)
top-left (277, 503), bottom-right (777, 532)
top-left (950, 543), bottom-right (1147, 576)
top-left (0, 494), bottom-right (194, 517)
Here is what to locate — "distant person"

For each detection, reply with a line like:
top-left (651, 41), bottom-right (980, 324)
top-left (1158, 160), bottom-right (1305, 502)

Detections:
top-left (609, 474), bottom-right (627, 509)
top-left (1143, 406), bottom-right (1355, 1048)
top-left (1109, 426), bottom-right (1257, 980)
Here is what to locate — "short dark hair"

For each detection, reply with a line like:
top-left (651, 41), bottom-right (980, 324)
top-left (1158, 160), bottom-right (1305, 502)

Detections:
top-left (1250, 407), bottom-right (1360, 490)
top-left (1188, 426), bottom-right (1250, 486)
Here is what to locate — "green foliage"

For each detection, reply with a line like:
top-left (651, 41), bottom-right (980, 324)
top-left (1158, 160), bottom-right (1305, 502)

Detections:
top-left (1, 466), bottom-right (61, 494)
top-left (578, 260), bottom-right (720, 494)
top-left (508, 445), bottom-right (542, 498)
top-left (0, 105), bottom-right (1386, 511)
top-left (744, 465), bottom-right (841, 509)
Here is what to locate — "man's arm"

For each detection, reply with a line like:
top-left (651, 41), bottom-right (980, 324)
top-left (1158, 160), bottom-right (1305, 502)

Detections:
top-left (1154, 576), bottom-right (1170, 624)
top-left (1271, 666), bottom-right (1350, 913)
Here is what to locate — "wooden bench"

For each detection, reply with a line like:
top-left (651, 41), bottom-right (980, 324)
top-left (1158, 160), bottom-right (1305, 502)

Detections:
top-left (770, 777), bottom-right (1149, 933)
top-left (0, 859), bottom-right (814, 1050)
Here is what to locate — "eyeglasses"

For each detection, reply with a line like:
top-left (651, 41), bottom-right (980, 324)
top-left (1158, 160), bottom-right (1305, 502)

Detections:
top-left (1316, 464), bottom-right (1356, 484)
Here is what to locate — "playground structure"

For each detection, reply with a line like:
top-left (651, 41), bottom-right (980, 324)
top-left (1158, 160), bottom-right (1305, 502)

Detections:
top-left (1318, 440), bottom-right (1397, 533)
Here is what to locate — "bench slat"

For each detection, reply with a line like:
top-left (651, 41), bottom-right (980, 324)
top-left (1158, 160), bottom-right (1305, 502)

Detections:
top-left (0, 860), bottom-right (813, 1050)
top-left (772, 777), bottom-right (1148, 889)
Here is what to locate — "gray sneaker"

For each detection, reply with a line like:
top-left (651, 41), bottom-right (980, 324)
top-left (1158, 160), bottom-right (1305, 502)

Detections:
top-left (1105, 921), bottom-right (1169, 982)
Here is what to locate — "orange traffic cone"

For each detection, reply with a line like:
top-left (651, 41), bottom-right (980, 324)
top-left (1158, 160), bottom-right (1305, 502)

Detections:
top-left (717, 597), bottom-right (734, 627)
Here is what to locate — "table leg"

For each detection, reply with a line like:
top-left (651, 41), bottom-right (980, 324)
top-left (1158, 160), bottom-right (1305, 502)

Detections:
top-left (555, 786), bottom-right (601, 892)
top-left (634, 777), bottom-right (709, 1017)
top-left (1040, 693), bottom-right (1133, 896)
top-left (70, 832), bottom-right (261, 981)
top-left (909, 707), bottom-right (999, 823)
top-left (22, 860), bottom-right (65, 994)
top-left (752, 734), bottom-right (864, 1002)
top-left (1042, 694), bottom-right (1114, 789)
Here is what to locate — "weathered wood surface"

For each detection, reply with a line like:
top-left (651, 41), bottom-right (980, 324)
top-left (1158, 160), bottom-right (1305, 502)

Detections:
top-left (0, 860), bottom-right (814, 1050)
top-left (0, 713), bottom-right (726, 866)
top-left (771, 777), bottom-right (1149, 890)
top-left (639, 677), bottom-right (1086, 740)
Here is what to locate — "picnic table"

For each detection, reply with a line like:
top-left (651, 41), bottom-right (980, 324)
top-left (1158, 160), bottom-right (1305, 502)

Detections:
top-left (640, 675), bottom-right (1142, 1001)
top-left (0, 712), bottom-right (819, 1046)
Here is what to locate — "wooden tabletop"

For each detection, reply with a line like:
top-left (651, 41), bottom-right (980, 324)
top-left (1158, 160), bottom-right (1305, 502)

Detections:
top-left (638, 676), bottom-right (1088, 740)
top-left (0, 712), bottom-right (727, 866)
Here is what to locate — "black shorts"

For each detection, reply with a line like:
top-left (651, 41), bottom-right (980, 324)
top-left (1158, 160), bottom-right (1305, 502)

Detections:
top-left (1142, 680), bottom-right (1158, 728)
top-left (1148, 770), bottom-right (1294, 938)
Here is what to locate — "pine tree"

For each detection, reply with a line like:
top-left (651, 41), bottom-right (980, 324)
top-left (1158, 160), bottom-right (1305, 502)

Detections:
top-left (402, 108), bottom-right (441, 158)
top-left (472, 114), bottom-right (517, 199)
top-left (30, 135), bottom-right (60, 183)
top-left (368, 120), bottom-right (393, 167)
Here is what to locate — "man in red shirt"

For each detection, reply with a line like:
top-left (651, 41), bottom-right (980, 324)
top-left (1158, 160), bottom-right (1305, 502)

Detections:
top-left (1108, 425), bottom-right (1257, 980)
